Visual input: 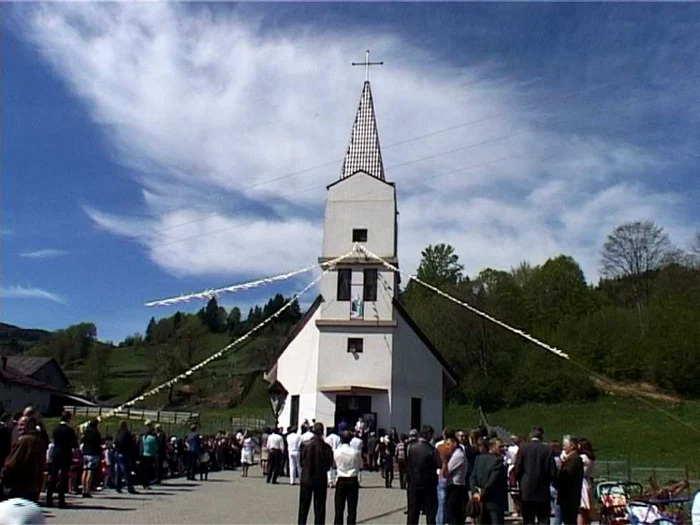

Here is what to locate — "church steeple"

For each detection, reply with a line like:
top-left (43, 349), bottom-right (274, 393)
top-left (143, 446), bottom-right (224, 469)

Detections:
top-left (340, 81), bottom-right (385, 181)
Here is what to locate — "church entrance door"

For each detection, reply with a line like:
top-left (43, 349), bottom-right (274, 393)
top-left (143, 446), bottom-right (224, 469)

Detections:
top-left (335, 395), bottom-right (372, 432)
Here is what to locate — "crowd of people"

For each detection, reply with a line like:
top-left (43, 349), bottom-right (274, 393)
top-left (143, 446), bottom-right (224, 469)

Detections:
top-left (0, 406), bottom-right (599, 525)
top-left (253, 418), bottom-right (596, 525)
top-left (0, 406), bottom-right (268, 509)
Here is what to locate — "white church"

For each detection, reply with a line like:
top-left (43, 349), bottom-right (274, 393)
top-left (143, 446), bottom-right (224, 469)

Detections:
top-left (264, 77), bottom-right (458, 434)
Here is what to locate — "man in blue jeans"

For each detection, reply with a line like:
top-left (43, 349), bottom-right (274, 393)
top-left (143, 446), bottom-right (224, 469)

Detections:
top-left (113, 421), bottom-right (137, 494)
top-left (186, 425), bottom-right (202, 481)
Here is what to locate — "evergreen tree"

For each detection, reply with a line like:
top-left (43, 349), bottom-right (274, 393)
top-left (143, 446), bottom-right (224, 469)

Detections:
top-left (145, 317), bottom-right (157, 344)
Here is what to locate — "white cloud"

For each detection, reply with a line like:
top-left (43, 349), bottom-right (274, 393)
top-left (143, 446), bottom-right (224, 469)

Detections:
top-left (18, 3), bottom-right (692, 283)
top-left (20, 248), bottom-right (70, 259)
top-left (2, 285), bottom-right (66, 304)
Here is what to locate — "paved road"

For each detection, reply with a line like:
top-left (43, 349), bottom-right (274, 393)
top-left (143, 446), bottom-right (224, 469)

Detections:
top-left (46, 470), bottom-right (409, 524)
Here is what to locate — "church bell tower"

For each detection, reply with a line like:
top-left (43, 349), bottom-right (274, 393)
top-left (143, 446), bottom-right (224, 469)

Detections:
top-left (319, 78), bottom-right (399, 325)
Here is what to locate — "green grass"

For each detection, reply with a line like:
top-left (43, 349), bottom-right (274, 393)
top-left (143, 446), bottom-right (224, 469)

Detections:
top-left (447, 397), bottom-right (700, 472)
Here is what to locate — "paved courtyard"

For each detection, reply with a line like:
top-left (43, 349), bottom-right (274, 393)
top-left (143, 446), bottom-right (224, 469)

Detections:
top-left (46, 470), bottom-right (408, 524)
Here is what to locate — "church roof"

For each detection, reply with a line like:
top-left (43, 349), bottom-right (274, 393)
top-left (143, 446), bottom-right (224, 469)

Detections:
top-left (264, 295), bottom-right (325, 383)
top-left (340, 81), bottom-right (385, 181)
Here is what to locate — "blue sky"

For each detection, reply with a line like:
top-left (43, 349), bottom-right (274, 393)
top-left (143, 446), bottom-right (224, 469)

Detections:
top-left (2, 3), bottom-right (699, 342)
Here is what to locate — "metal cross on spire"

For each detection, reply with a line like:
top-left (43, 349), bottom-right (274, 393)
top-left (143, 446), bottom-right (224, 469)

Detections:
top-left (352, 49), bottom-right (383, 82)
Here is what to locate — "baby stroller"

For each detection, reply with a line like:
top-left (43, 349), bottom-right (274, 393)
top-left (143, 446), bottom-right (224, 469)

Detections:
top-left (597, 481), bottom-right (644, 524)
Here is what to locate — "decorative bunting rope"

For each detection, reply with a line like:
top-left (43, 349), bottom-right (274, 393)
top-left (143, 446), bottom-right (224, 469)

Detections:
top-left (358, 247), bottom-right (700, 435)
top-left (145, 250), bottom-right (356, 307)
top-left (356, 244), bottom-right (570, 360)
top-left (95, 248), bottom-right (359, 424)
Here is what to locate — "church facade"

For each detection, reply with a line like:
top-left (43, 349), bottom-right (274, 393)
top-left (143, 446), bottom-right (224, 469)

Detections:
top-left (265, 80), bottom-right (457, 434)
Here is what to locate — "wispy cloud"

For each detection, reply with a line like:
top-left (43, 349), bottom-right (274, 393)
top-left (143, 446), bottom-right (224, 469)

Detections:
top-left (1, 285), bottom-right (66, 304)
top-left (18, 3), bottom-right (696, 282)
top-left (1, 226), bottom-right (14, 237)
top-left (20, 248), bottom-right (70, 259)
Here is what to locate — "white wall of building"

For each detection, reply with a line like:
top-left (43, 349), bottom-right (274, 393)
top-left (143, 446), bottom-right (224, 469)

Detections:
top-left (275, 306), bottom-right (322, 429)
top-left (317, 327), bottom-right (394, 390)
top-left (0, 381), bottom-right (51, 414)
top-left (322, 172), bottom-right (396, 259)
top-left (390, 307), bottom-right (445, 432)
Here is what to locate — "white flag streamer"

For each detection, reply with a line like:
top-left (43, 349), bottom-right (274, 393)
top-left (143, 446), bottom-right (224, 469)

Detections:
top-left (98, 247), bottom-right (360, 422)
top-left (356, 244), bottom-right (570, 361)
top-left (145, 251), bottom-right (355, 307)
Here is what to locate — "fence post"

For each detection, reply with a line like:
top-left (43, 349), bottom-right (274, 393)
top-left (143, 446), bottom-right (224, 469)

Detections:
top-left (626, 457), bottom-right (631, 482)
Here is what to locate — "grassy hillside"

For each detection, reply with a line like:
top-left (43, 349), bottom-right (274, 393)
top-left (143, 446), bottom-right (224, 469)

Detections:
top-left (447, 397), bottom-right (700, 471)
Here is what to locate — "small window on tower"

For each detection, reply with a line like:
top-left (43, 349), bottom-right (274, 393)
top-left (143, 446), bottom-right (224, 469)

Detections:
top-left (347, 338), bottom-right (364, 353)
top-left (337, 269), bottom-right (352, 301)
top-left (352, 229), bottom-right (368, 242)
top-left (363, 269), bottom-right (378, 301)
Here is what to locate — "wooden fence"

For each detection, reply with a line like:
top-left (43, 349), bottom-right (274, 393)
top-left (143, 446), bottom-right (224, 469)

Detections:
top-left (63, 405), bottom-right (198, 425)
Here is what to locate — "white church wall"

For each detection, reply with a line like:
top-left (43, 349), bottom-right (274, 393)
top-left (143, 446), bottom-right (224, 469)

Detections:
top-left (390, 307), bottom-right (445, 432)
top-left (316, 327), bottom-right (394, 390)
top-left (314, 392), bottom-right (336, 430)
top-left (322, 172), bottom-right (396, 259)
top-left (275, 306), bottom-right (322, 428)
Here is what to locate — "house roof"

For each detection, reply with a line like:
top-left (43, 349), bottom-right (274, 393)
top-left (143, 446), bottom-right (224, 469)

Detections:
top-left (340, 81), bottom-right (385, 181)
top-left (264, 295), bottom-right (325, 382)
top-left (392, 298), bottom-right (460, 385)
top-left (0, 364), bottom-right (58, 392)
top-left (6, 356), bottom-right (70, 387)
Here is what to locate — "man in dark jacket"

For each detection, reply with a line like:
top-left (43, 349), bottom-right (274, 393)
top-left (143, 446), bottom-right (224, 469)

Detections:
top-left (2, 416), bottom-right (45, 502)
top-left (298, 422), bottom-right (333, 525)
top-left (555, 438), bottom-right (584, 525)
top-left (514, 426), bottom-right (557, 525)
top-left (405, 426), bottom-right (441, 525)
top-left (46, 411), bottom-right (78, 507)
top-left (0, 413), bottom-right (12, 499)
top-left (114, 421), bottom-right (137, 494)
top-left (469, 438), bottom-right (508, 525)
top-left (154, 424), bottom-right (168, 483)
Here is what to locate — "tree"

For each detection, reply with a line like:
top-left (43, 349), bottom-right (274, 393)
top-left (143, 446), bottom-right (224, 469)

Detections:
top-left (202, 297), bottom-right (225, 333)
top-left (600, 221), bottom-right (674, 324)
top-left (227, 307), bottom-right (241, 333)
top-left (690, 232), bottom-right (700, 266)
top-left (81, 345), bottom-right (111, 400)
top-left (145, 317), bottom-right (157, 344)
top-left (415, 244), bottom-right (464, 287)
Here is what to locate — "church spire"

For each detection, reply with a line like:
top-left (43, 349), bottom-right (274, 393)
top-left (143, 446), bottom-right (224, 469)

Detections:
top-left (341, 51), bottom-right (385, 180)
top-left (340, 80), bottom-right (385, 181)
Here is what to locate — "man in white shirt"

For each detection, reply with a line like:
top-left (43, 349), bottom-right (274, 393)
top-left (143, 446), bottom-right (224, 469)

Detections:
top-left (334, 431), bottom-right (362, 525)
top-left (325, 428), bottom-right (341, 487)
top-left (266, 429), bottom-right (285, 484)
top-left (301, 427), bottom-right (316, 445)
top-left (349, 432), bottom-right (364, 486)
top-left (287, 427), bottom-right (302, 485)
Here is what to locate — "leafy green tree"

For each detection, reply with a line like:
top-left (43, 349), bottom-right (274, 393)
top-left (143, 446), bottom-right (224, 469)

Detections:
top-left (415, 243), bottom-right (464, 287)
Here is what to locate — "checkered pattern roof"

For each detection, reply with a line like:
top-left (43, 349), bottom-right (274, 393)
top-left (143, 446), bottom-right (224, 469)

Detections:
top-left (340, 81), bottom-right (385, 181)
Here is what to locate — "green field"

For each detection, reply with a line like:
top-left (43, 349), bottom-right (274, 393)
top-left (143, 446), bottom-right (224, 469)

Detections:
top-left (447, 397), bottom-right (700, 474)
